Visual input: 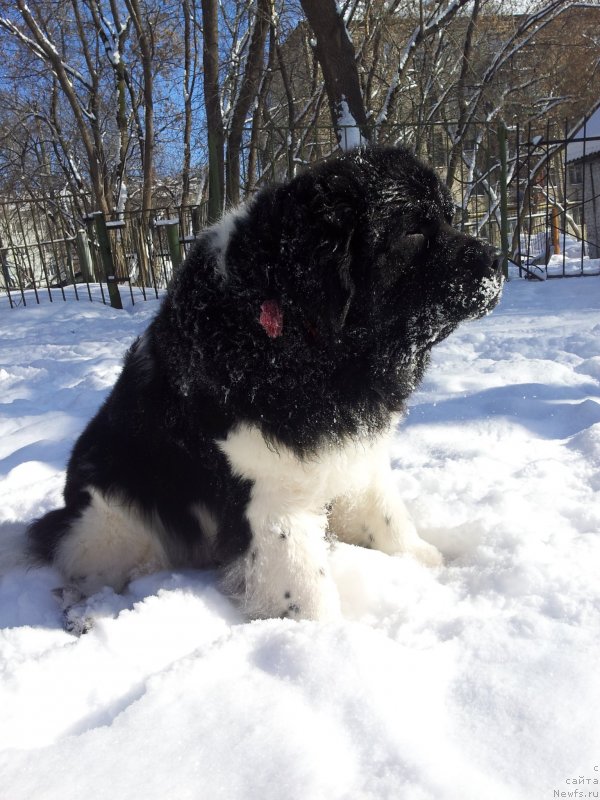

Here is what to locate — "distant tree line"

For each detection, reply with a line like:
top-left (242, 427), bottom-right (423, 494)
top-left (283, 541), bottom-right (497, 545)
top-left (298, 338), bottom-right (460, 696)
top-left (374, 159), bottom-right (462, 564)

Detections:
top-left (0, 0), bottom-right (598, 223)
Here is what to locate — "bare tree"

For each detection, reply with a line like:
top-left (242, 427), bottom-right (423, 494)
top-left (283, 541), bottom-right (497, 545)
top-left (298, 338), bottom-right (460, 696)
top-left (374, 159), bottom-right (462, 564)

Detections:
top-left (1, 0), bottom-right (599, 229)
top-left (0, 0), bottom-right (188, 214)
top-left (181, 0), bottom-right (200, 208)
top-left (444, 0), bottom-right (481, 188)
top-left (200, 0), bottom-right (225, 221)
top-left (124, 0), bottom-right (155, 215)
top-left (299, 0), bottom-right (369, 148)
top-left (0, 0), bottom-right (112, 212)
top-left (226, 0), bottom-right (272, 204)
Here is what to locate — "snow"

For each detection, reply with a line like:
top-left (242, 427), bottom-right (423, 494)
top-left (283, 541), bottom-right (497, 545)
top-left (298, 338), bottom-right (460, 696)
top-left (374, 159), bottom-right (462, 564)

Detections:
top-left (116, 180), bottom-right (127, 216)
top-left (1, 277), bottom-right (600, 799)
top-left (547, 237), bottom-right (600, 277)
top-left (107, 48), bottom-right (121, 66)
top-left (337, 96), bottom-right (366, 151)
top-left (518, 232), bottom-right (600, 278)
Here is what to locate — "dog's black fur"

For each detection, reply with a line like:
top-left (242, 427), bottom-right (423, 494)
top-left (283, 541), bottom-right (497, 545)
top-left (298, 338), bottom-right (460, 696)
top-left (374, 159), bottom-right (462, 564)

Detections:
top-left (28, 146), bottom-right (502, 613)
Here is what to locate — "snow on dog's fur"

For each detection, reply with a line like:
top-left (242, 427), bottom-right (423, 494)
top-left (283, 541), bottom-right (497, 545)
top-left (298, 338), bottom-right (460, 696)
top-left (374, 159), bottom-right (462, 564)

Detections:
top-left (28, 146), bottom-right (503, 622)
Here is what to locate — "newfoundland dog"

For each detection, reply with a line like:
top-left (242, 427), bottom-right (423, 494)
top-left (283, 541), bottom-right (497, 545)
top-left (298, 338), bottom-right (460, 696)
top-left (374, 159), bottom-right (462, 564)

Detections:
top-left (29, 146), bottom-right (502, 622)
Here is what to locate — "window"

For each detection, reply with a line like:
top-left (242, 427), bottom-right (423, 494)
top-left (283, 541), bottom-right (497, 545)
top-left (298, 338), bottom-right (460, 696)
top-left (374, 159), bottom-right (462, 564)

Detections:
top-left (568, 164), bottom-right (583, 185)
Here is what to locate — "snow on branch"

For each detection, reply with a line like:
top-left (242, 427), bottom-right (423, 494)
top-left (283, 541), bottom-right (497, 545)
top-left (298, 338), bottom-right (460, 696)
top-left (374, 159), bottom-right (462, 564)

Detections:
top-left (375, 0), bottom-right (472, 127)
top-left (0, 13), bottom-right (94, 97)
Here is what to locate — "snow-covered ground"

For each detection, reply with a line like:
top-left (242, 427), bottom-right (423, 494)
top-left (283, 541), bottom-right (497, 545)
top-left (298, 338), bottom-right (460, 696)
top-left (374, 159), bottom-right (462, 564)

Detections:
top-left (1, 277), bottom-right (600, 800)
top-left (517, 232), bottom-right (600, 278)
top-left (547, 236), bottom-right (600, 277)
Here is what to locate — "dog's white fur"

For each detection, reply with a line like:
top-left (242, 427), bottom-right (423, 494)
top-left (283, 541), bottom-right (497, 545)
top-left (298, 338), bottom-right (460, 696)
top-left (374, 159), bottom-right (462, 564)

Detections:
top-left (54, 488), bottom-right (169, 596)
top-left (209, 204), bottom-right (249, 277)
top-left (54, 423), bottom-right (441, 618)
top-left (217, 422), bottom-right (441, 619)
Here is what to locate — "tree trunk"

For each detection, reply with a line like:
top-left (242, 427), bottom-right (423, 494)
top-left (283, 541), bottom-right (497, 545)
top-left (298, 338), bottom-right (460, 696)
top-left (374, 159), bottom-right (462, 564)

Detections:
top-left (225, 0), bottom-right (271, 206)
top-left (300, 0), bottom-right (369, 149)
top-left (125, 0), bottom-right (154, 220)
top-left (201, 0), bottom-right (225, 222)
top-left (181, 0), bottom-right (197, 208)
top-left (446, 0), bottom-right (481, 191)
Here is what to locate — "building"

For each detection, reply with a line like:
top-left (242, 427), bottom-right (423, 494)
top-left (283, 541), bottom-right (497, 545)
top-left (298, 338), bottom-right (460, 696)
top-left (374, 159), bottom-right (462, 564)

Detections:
top-left (567, 107), bottom-right (600, 259)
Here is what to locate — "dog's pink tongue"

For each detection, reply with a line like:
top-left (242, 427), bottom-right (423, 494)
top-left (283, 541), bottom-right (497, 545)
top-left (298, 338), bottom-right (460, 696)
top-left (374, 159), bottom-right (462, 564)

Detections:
top-left (259, 300), bottom-right (284, 338)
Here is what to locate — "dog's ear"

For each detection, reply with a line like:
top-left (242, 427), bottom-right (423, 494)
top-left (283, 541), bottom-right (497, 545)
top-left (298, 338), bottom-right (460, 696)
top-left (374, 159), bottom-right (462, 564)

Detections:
top-left (311, 173), bottom-right (358, 332)
top-left (277, 166), bottom-right (360, 332)
top-left (320, 221), bottom-right (355, 332)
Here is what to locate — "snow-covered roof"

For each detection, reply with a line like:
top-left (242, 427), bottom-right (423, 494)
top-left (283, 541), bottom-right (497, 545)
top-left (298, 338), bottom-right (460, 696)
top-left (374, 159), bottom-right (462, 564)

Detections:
top-left (567, 104), bottom-right (600, 162)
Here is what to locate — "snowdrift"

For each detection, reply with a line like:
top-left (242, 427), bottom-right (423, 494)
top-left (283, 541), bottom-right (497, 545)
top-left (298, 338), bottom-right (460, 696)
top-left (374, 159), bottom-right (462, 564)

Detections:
top-left (1, 278), bottom-right (599, 800)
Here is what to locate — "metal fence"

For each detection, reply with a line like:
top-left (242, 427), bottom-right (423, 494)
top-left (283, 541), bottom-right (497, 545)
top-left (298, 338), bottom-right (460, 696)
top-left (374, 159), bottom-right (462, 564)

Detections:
top-left (511, 118), bottom-right (600, 279)
top-left (1, 119), bottom-right (599, 309)
top-left (0, 199), bottom-right (210, 308)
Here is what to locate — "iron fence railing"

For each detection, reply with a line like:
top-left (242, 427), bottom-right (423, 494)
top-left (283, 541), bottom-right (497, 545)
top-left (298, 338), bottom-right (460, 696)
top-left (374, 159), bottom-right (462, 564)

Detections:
top-left (0, 200), bottom-right (211, 308)
top-left (2, 119), bottom-right (599, 308)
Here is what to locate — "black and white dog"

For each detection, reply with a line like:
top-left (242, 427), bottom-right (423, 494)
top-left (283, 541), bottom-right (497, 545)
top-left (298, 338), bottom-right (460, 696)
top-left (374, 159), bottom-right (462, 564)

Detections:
top-left (29, 146), bottom-right (502, 621)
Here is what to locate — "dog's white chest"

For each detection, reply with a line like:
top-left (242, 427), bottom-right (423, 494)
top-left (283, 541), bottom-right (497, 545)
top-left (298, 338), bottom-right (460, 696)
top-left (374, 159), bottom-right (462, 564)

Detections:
top-left (217, 422), bottom-right (392, 511)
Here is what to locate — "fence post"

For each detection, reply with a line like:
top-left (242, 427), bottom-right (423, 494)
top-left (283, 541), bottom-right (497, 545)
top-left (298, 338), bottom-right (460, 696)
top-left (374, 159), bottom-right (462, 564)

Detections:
top-left (92, 212), bottom-right (123, 310)
top-left (552, 205), bottom-right (560, 255)
top-left (0, 235), bottom-right (10, 288)
top-left (75, 229), bottom-right (94, 282)
top-left (498, 120), bottom-right (510, 279)
top-left (165, 220), bottom-right (183, 274)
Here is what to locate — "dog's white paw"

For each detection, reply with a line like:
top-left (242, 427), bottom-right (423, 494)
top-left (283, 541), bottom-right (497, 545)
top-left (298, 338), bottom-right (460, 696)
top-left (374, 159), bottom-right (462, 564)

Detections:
top-left (52, 586), bottom-right (95, 635)
top-left (405, 539), bottom-right (444, 568)
top-left (222, 549), bottom-right (342, 622)
top-left (244, 571), bottom-right (342, 622)
top-left (280, 576), bottom-right (341, 622)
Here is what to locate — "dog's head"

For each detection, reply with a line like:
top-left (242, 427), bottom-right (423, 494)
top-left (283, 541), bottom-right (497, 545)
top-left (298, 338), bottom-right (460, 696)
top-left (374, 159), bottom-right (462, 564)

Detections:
top-left (274, 145), bottom-right (503, 356)
top-left (176, 145), bottom-right (504, 445)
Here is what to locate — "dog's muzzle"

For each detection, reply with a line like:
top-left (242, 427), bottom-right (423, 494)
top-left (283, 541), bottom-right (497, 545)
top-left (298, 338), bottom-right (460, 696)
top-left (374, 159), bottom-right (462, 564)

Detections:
top-left (443, 230), bottom-right (504, 316)
top-left (459, 239), bottom-right (500, 279)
